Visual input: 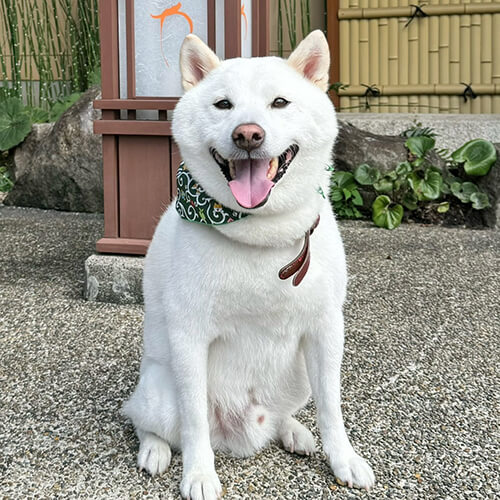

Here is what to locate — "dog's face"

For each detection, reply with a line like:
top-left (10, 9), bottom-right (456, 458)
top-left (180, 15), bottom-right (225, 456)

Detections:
top-left (172, 31), bottom-right (338, 215)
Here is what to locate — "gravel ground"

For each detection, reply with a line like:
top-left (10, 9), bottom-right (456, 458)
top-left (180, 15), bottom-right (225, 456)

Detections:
top-left (0, 205), bottom-right (498, 499)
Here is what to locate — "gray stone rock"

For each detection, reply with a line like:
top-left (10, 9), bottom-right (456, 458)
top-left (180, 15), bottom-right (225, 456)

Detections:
top-left (4, 86), bottom-right (103, 212)
top-left (476, 144), bottom-right (500, 228)
top-left (335, 121), bottom-right (408, 174)
top-left (335, 120), bottom-right (444, 173)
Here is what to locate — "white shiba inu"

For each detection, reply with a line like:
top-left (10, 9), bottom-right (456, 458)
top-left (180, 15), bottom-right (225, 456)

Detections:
top-left (123, 30), bottom-right (375, 499)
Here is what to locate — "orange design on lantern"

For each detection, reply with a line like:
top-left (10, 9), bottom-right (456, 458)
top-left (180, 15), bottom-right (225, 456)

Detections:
top-left (241, 3), bottom-right (248, 41)
top-left (151, 2), bottom-right (194, 66)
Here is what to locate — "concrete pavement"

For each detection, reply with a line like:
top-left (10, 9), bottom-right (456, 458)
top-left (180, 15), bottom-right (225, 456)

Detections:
top-left (0, 205), bottom-right (498, 499)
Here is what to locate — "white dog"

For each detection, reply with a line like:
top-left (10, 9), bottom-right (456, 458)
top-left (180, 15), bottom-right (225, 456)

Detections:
top-left (123, 30), bottom-right (375, 499)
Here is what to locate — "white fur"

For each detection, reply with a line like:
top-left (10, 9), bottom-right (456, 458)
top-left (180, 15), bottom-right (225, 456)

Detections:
top-left (122, 31), bottom-right (375, 499)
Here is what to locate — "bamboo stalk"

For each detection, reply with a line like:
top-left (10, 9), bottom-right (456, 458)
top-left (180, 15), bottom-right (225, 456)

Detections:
top-left (388, 0), bottom-right (399, 112)
top-left (277, 0), bottom-right (283, 57)
top-left (398, 1), bottom-right (409, 113)
top-left (338, 3), bottom-right (500, 20)
top-left (418, 12), bottom-right (429, 114)
top-left (481, 5), bottom-right (492, 113)
top-left (449, 0), bottom-right (460, 113)
top-left (339, 19), bottom-right (350, 87)
top-left (459, 9), bottom-right (472, 113)
top-left (493, 13), bottom-right (500, 112)
top-left (350, 14), bottom-right (360, 112)
top-left (428, 0), bottom-right (439, 114)
top-left (368, 0), bottom-right (378, 107)
top-left (439, 0), bottom-right (450, 113)
top-left (379, 0), bottom-right (389, 112)
top-left (359, 0), bottom-right (370, 110)
top-left (471, 4), bottom-right (482, 113)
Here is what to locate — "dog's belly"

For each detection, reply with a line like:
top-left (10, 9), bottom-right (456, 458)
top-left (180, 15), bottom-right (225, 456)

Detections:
top-left (206, 323), bottom-right (310, 455)
top-left (207, 318), bottom-right (308, 402)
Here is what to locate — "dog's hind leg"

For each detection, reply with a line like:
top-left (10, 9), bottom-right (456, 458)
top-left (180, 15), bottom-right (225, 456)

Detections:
top-left (278, 416), bottom-right (317, 455)
top-left (122, 358), bottom-right (181, 476)
top-left (136, 429), bottom-right (172, 475)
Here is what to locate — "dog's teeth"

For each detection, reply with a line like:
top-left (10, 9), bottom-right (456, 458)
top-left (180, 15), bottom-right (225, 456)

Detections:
top-left (267, 157), bottom-right (278, 180)
top-left (229, 160), bottom-right (236, 179)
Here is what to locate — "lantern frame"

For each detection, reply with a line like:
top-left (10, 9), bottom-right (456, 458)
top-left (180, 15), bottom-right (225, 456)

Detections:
top-left (94, 0), bottom-right (269, 255)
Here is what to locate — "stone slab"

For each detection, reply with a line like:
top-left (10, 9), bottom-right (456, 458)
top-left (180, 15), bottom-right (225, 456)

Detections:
top-left (84, 253), bottom-right (144, 304)
top-left (337, 113), bottom-right (500, 151)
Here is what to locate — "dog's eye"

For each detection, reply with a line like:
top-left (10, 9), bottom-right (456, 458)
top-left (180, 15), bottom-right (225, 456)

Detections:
top-left (214, 99), bottom-right (233, 110)
top-left (271, 97), bottom-right (290, 109)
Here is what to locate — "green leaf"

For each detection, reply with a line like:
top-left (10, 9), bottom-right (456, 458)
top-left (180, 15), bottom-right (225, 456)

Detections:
top-left (402, 192), bottom-right (418, 210)
top-left (437, 201), bottom-right (450, 213)
top-left (351, 189), bottom-right (364, 206)
top-left (354, 164), bottom-right (380, 185)
top-left (451, 139), bottom-right (497, 176)
top-left (352, 206), bottom-right (363, 218)
top-left (420, 170), bottom-right (443, 200)
top-left (408, 170), bottom-right (443, 200)
top-left (330, 187), bottom-right (343, 202)
top-left (26, 106), bottom-right (49, 124)
top-left (396, 161), bottom-right (412, 176)
top-left (469, 192), bottom-right (490, 210)
top-left (387, 170), bottom-right (399, 180)
top-left (450, 181), bottom-right (479, 203)
top-left (441, 182), bottom-right (451, 195)
top-left (0, 98), bottom-right (32, 151)
top-left (332, 171), bottom-right (357, 190)
top-left (342, 188), bottom-right (352, 200)
top-left (373, 176), bottom-right (394, 193)
top-left (0, 166), bottom-right (14, 191)
top-left (372, 195), bottom-right (404, 229)
top-left (405, 136), bottom-right (436, 159)
top-left (49, 93), bottom-right (82, 122)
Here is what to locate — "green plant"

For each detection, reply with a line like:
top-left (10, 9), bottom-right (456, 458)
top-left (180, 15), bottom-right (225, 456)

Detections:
top-left (451, 139), bottom-right (497, 176)
top-left (277, 0), bottom-right (311, 56)
top-left (331, 136), bottom-right (497, 229)
top-left (400, 121), bottom-right (437, 139)
top-left (0, 0), bottom-right (99, 108)
top-left (330, 171), bottom-right (364, 219)
top-left (0, 97), bottom-right (32, 151)
top-left (0, 165), bottom-right (14, 191)
top-left (48, 92), bottom-right (82, 122)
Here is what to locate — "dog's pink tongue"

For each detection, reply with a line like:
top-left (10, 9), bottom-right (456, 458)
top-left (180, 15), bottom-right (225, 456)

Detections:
top-left (229, 158), bottom-right (274, 208)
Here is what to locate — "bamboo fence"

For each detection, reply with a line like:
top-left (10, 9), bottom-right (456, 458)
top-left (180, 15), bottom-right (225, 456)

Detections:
top-left (337, 0), bottom-right (500, 113)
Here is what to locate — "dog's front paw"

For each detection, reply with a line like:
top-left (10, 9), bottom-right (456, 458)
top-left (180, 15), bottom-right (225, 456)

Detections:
top-left (181, 469), bottom-right (222, 500)
top-left (330, 452), bottom-right (375, 490)
top-left (137, 432), bottom-right (172, 476)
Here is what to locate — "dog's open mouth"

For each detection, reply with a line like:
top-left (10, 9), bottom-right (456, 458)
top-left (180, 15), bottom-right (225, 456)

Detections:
top-left (210, 144), bottom-right (299, 209)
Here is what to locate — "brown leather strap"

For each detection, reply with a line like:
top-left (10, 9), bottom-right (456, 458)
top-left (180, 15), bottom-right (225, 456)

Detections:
top-left (279, 215), bottom-right (320, 286)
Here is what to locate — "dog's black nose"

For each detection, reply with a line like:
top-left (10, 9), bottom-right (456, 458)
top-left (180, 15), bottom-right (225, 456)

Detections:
top-left (232, 123), bottom-right (265, 152)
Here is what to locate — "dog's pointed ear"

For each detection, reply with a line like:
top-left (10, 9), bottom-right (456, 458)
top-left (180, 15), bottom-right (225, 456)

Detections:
top-left (180, 34), bottom-right (220, 91)
top-left (287, 30), bottom-right (330, 92)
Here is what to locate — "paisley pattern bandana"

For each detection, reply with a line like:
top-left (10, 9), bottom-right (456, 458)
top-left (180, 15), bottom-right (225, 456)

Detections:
top-left (175, 162), bottom-right (249, 225)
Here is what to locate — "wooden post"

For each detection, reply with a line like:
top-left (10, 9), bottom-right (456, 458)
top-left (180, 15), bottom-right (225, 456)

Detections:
top-left (225, 0), bottom-right (242, 58)
top-left (97, 0), bottom-right (120, 247)
top-left (327, 0), bottom-right (340, 109)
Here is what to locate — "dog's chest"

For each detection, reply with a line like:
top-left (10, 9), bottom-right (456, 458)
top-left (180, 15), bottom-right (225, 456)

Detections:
top-left (206, 244), bottom-right (323, 333)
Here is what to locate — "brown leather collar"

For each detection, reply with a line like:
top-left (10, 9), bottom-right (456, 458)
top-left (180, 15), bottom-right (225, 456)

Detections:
top-left (278, 216), bottom-right (320, 287)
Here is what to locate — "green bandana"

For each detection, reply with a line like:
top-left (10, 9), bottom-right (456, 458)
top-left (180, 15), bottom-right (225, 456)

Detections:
top-left (175, 162), bottom-right (249, 225)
